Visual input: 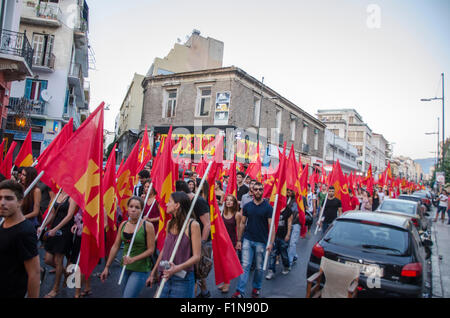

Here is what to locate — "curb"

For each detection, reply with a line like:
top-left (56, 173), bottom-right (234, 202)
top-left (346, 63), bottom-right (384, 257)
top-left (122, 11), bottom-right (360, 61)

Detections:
top-left (431, 222), bottom-right (443, 298)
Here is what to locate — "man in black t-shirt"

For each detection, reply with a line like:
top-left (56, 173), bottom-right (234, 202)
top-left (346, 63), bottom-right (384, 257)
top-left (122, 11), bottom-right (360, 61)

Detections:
top-left (0, 180), bottom-right (40, 298)
top-left (266, 205), bottom-right (293, 279)
top-left (236, 172), bottom-right (249, 202)
top-left (319, 186), bottom-right (342, 234)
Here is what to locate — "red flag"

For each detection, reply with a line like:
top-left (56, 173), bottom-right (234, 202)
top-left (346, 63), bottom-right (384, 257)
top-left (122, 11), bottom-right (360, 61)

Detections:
top-left (207, 136), bottom-right (243, 285)
top-left (268, 142), bottom-right (287, 234)
top-left (328, 160), bottom-right (352, 212)
top-left (0, 141), bottom-right (17, 179)
top-left (14, 128), bottom-right (33, 167)
top-left (36, 118), bottom-right (74, 193)
top-left (138, 125), bottom-right (152, 172)
top-left (246, 143), bottom-right (262, 183)
top-left (295, 164), bottom-right (309, 237)
top-left (286, 144), bottom-right (298, 190)
top-left (225, 156), bottom-right (237, 198)
top-left (38, 103), bottom-right (104, 278)
top-left (103, 144), bottom-right (117, 257)
top-left (0, 139), bottom-right (5, 168)
top-left (152, 126), bottom-right (176, 251)
top-left (116, 141), bottom-right (140, 221)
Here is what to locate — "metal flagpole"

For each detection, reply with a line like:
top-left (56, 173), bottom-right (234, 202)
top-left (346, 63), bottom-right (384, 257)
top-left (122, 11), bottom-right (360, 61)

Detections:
top-left (118, 182), bottom-right (153, 285)
top-left (37, 188), bottom-right (63, 239)
top-left (263, 194), bottom-right (278, 271)
top-left (154, 161), bottom-right (213, 298)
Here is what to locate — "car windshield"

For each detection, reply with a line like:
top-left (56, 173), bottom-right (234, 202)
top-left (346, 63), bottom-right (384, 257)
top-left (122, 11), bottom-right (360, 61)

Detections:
top-left (379, 201), bottom-right (416, 215)
top-left (324, 221), bottom-right (409, 255)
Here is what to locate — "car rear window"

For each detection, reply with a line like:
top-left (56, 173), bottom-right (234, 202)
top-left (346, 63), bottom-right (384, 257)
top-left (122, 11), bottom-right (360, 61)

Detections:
top-left (324, 220), bottom-right (409, 255)
top-left (379, 201), bottom-right (416, 215)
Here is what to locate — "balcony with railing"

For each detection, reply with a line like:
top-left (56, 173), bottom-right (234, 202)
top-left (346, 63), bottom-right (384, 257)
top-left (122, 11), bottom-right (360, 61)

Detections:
top-left (32, 50), bottom-right (55, 72)
top-left (7, 97), bottom-right (46, 116)
top-left (0, 29), bottom-right (33, 81)
top-left (21, 0), bottom-right (62, 27)
top-left (68, 62), bottom-right (85, 103)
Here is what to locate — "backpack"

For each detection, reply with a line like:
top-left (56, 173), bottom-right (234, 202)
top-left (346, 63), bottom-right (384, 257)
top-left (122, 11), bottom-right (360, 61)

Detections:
top-left (188, 220), bottom-right (213, 280)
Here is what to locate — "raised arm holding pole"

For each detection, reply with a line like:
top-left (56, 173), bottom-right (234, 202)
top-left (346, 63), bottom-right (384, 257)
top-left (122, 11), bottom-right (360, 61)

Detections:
top-left (314, 192), bottom-right (328, 235)
top-left (37, 188), bottom-right (63, 239)
top-left (154, 160), bottom-right (213, 298)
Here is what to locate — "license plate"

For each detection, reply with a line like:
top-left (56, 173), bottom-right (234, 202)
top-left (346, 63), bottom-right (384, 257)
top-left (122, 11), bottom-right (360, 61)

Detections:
top-left (344, 261), bottom-right (384, 277)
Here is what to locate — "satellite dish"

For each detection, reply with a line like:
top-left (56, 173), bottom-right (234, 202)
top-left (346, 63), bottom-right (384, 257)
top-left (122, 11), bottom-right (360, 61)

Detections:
top-left (41, 90), bottom-right (51, 102)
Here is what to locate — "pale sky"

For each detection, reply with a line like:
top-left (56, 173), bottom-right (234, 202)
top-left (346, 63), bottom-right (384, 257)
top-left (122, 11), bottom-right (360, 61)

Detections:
top-left (87, 0), bottom-right (450, 160)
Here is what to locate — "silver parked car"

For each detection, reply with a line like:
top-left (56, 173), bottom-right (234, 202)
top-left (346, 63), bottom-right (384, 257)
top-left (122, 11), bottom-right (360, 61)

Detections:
top-left (376, 199), bottom-right (430, 233)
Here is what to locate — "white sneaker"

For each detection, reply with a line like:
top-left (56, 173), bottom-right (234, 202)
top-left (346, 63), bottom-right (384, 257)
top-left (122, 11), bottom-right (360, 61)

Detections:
top-left (265, 270), bottom-right (275, 280)
top-left (282, 267), bottom-right (290, 275)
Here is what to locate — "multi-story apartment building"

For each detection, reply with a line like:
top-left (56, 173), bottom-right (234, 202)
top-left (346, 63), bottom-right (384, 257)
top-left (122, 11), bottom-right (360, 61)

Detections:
top-left (371, 133), bottom-right (389, 175)
top-left (116, 73), bottom-right (145, 138)
top-left (115, 30), bottom-right (224, 156)
top-left (7, 0), bottom-right (90, 157)
top-left (316, 108), bottom-right (392, 175)
top-left (0, 0), bottom-right (33, 143)
top-left (323, 129), bottom-right (359, 174)
top-left (135, 66), bottom-right (325, 167)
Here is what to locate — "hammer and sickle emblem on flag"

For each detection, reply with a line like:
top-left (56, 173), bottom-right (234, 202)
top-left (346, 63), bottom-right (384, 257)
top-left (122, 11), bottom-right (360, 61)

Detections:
top-left (342, 184), bottom-right (349, 195)
top-left (74, 160), bottom-right (100, 217)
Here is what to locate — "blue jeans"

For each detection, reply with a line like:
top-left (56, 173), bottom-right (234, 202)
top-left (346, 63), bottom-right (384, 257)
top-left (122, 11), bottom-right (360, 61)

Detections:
top-left (121, 270), bottom-right (149, 298)
top-left (288, 224), bottom-right (300, 266)
top-left (269, 237), bottom-right (290, 272)
top-left (160, 271), bottom-right (195, 298)
top-left (236, 239), bottom-right (265, 295)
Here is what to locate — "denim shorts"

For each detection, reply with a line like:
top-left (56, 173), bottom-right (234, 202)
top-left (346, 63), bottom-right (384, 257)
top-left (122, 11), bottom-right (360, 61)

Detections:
top-left (160, 271), bottom-right (195, 298)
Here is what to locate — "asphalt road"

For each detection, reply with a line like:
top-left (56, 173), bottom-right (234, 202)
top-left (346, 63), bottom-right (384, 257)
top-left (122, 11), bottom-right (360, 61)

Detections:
top-left (38, 217), bottom-right (324, 298)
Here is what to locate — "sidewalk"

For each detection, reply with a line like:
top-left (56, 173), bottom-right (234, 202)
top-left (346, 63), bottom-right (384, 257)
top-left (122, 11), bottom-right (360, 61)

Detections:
top-left (431, 213), bottom-right (450, 298)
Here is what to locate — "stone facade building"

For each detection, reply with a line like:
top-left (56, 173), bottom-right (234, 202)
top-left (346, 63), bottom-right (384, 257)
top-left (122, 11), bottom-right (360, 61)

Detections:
top-left (135, 66), bottom-right (325, 166)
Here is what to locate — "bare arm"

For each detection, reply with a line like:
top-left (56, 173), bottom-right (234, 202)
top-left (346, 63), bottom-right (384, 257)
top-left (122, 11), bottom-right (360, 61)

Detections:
top-left (236, 214), bottom-right (247, 250)
top-left (101, 221), bottom-right (126, 282)
top-left (24, 188), bottom-right (41, 220)
top-left (24, 255), bottom-right (40, 298)
top-left (199, 213), bottom-right (210, 242)
top-left (285, 214), bottom-right (293, 242)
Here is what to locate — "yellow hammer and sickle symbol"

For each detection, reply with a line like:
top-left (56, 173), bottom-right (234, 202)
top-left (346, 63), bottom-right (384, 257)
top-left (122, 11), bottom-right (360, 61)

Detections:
top-left (75, 160), bottom-right (100, 218)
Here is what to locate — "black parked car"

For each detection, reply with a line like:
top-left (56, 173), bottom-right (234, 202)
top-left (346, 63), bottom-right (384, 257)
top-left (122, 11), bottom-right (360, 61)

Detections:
top-left (307, 211), bottom-right (432, 298)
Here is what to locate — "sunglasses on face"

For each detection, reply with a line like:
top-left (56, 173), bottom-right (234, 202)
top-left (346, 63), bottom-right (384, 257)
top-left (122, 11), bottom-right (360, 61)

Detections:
top-left (253, 188), bottom-right (263, 192)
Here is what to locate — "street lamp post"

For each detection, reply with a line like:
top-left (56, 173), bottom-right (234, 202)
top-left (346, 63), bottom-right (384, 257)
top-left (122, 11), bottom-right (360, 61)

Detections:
top-left (425, 117), bottom-right (439, 169)
top-left (421, 73), bottom-right (445, 168)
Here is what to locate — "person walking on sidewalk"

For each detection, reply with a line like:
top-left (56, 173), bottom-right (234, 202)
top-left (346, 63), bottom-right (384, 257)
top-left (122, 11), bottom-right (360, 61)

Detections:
top-left (0, 180), bottom-right (40, 298)
top-left (435, 189), bottom-right (448, 223)
top-left (232, 182), bottom-right (274, 298)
